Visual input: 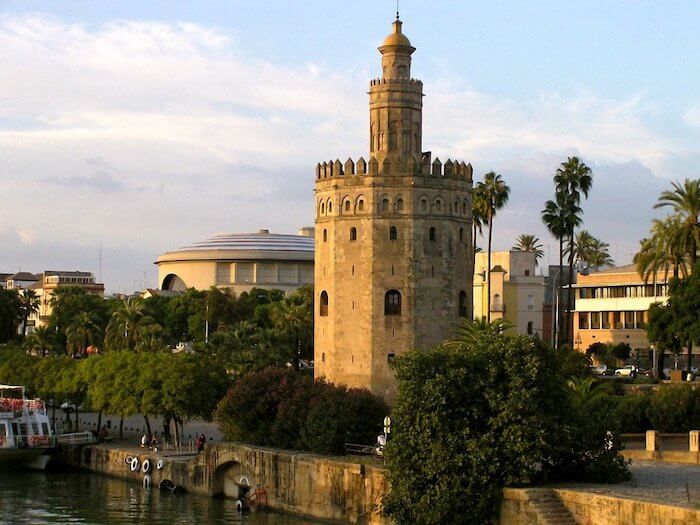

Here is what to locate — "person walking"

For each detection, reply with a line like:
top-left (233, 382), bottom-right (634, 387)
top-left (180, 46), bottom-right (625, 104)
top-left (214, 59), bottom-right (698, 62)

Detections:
top-left (140, 433), bottom-right (148, 448)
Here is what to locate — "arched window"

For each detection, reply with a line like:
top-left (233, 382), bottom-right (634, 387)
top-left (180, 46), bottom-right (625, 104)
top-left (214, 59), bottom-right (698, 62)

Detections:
top-left (350, 227), bottom-right (357, 241)
top-left (358, 198), bottom-right (364, 211)
top-left (381, 198), bottom-right (389, 212)
top-left (459, 291), bottom-right (468, 318)
top-left (322, 352), bottom-right (326, 363)
top-left (527, 321), bottom-right (534, 335)
top-left (462, 200), bottom-right (468, 215)
top-left (459, 227), bottom-right (464, 241)
top-left (344, 200), bottom-right (351, 212)
top-left (389, 226), bottom-right (398, 240)
top-left (420, 198), bottom-right (428, 212)
top-left (429, 227), bottom-right (436, 241)
top-left (454, 199), bottom-right (459, 213)
top-left (396, 198), bottom-right (404, 211)
top-left (328, 200), bottom-right (333, 213)
top-left (435, 199), bottom-right (443, 213)
top-left (320, 291), bottom-right (329, 316)
top-left (385, 290), bottom-right (401, 315)
top-left (323, 229), bottom-right (327, 242)
top-left (320, 202), bottom-right (325, 214)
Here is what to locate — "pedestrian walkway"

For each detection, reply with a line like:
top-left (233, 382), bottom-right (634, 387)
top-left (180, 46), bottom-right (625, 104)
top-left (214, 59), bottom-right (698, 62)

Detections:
top-left (556, 460), bottom-right (700, 509)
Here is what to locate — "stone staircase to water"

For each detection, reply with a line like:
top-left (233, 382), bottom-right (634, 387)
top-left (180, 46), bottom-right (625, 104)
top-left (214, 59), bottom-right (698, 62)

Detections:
top-left (528, 491), bottom-right (576, 525)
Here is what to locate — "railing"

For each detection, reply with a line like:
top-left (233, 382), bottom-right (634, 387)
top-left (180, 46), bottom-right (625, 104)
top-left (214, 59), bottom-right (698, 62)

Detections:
top-left (621, 431), bottom-right (698, 453)
top-left (1, 435), bottom-right (57, 448)
top-left (57, 432), bottom-right (97, 446)
top-left (345, 443), bottom-right (382, 457)
top-left (160, 441), bottom-right (196, 455)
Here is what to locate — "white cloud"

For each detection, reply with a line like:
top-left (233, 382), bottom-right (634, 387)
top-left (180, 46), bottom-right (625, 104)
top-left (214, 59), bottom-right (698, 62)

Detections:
top-left (0, 13), bottom-right (697, 290)
top-left (685, 106), bottom-right (700, 128)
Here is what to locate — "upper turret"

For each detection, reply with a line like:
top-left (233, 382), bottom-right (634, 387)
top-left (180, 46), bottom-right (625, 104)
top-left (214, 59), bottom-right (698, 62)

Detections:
top-left (378, 18), bottom-right (415, 80)
top-left (368, 18), bottom-right (423, 161)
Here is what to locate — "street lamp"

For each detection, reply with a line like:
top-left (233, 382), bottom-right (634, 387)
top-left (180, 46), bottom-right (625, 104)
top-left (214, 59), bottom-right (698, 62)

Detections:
top-left (574, 333), bottom-right (582, 351)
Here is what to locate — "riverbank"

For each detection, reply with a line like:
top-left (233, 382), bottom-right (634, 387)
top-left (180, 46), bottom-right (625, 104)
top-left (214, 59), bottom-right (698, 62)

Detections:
top-left (54, 443), bottom-right (700, 524)
top-left (55, 442), bottom-right (389, 524)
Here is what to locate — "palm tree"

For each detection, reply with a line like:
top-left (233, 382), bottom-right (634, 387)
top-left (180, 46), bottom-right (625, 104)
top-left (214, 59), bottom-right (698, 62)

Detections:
top-left (23, 326), bottom-right (55, 355)
top-left (476, 172), bottom-right (510, 322)
top-left (542, 192), bottom-right (581, 347)
top-left (105, 297), bottom-right (154, 350)
top-left (585, 238), bottom-right (614, 268)
top-left (635, 216), bottom-right (690, 283)
top-left (566, 230), bottom-right (614, 269)
top-left (654, 179), bottom-right (700, 266)
top-left (511, 234), bottom-right (544, 264)
top-left (554, 157), bottom-right (593, 345)
top-left (19, 289), bottom-right (40, 337)
top-left (270, 287), bottom-right (313, 369)
top-left (567, 377), bottom-right (609, 410)
top-left (66, 311), bottom-right (101, 357)
top-left (443, 317), bottom-right (514, 348)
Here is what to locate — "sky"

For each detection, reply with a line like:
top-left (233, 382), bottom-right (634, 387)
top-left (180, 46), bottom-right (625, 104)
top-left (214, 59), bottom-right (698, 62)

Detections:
top-left (1, 1), bottom-right (699, 293)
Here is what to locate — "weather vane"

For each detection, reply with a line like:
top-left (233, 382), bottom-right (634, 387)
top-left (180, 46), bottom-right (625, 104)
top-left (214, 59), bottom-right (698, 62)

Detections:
top-left (396, 0), bottom-right (400, 20)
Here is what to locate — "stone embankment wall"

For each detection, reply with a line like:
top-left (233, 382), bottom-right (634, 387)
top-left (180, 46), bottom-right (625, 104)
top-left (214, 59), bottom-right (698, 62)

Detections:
top-left (500, 488), bottom-right (700, 525)
top-left (57, 444), bottom-right (700, 524)
top-left (55, 443), bottom-right (389, 524)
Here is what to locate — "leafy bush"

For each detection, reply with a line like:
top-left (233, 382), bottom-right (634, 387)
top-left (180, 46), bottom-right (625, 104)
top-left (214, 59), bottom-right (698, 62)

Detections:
top-left (384, 333), bottom-right (630, 525)
top-left (647, 385), bottom-right (700, 432)
top-left (215, 367), bottom-right (387, 455)
top-left (610, 393), bottom-right (652, 433)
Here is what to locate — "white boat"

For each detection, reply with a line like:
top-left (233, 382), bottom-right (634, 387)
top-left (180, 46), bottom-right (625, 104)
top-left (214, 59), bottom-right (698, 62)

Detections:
top-left (0, 384), bottom-right (56, 470)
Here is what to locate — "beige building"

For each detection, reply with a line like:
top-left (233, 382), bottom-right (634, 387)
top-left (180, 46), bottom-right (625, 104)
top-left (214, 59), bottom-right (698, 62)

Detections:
top-left (155, 228), bottom-right (314, 294)
top-left (573, 264), bottom-right (667, 354)
top-left (473, 251), bottom-right (545, 336)
top-left (26, 271), bottom-right (104, 332)
top-left (314, 18), bottom-right (474, 403)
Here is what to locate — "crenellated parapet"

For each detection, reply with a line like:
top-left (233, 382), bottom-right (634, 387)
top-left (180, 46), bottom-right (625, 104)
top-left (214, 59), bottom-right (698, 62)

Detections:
top-left (369, 77), bottom-right (423, 89)
top-left (315, 153), bottom-right (473, 182)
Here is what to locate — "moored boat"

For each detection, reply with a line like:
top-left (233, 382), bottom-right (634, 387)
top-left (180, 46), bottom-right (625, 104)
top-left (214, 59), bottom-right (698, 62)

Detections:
top-left (0, 385), bottom-right (56, 470)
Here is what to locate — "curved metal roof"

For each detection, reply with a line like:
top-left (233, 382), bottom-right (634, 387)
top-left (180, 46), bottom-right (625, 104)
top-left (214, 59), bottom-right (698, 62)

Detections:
top-left (156, 230), bottom-right (314, 264)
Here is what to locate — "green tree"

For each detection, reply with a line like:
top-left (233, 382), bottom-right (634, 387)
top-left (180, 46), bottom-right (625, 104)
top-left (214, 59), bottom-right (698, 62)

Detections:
top-left (66, 311), bottom-right (102, 357)
top-left (555, 157), bottom-right (593, 345)
top-left (476, 171), bottom-right (510, 322)
top-left (647, 264), bottom-right (700, 375)
top-left (48, 287), bottom-right (112, 349)
top-left (542, 191), bottom-right (581, 347)
top-left (19, 289), bottom-right (40, 337)
top-left (567, 230), bottom-right (613, 269)
top-left (654, 179), bottom-right (700, 268)
top-left (384, 332), bottom-right (628, 524)
top-left (105, 297), bottom-right (155, 350)
top-left (269, 285), bottom-right (313, 369)
top-left (0, 288), bottom-right (22, 343)
top-left (511, 234), bottom-right (544, 264)
top-left (23, 326), bottom-right (56, 355)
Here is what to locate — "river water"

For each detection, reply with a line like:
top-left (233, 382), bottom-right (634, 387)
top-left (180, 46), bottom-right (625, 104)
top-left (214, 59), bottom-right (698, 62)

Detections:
top-left (0, 470), bottom-right (322, 524)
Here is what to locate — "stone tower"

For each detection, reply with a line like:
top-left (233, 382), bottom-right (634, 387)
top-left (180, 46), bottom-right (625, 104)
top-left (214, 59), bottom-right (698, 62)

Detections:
top-left (314, 17), bottom-right (474, 403)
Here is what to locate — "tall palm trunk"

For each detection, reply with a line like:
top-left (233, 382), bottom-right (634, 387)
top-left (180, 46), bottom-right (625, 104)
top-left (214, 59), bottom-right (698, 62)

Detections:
top-left (486, 211), bottom-right (494, 322)
top-left (565, 227), bottom-right (575, 346)
top-left (557, 237), bottom-right (564, 348)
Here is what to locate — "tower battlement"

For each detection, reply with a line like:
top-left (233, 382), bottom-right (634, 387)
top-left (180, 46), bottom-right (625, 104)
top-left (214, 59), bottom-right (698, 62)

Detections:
top-left (369, 77), bottom-right (423, 88)
top-left (315, 155), bottom-right (473, 182)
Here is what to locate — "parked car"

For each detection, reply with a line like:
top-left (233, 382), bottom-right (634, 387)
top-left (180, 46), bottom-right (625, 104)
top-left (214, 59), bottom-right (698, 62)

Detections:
top-left (590, 364), bottom-right (608, 376)
top-left (615, 365), bottom-right (637, 377)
